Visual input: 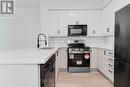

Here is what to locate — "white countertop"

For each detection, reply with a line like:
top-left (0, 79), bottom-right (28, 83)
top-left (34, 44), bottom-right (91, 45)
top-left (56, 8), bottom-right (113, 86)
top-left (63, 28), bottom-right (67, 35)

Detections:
top-left (90, 45), bottom-right (114, 50)
top-left (50, 45), bottom-right (114, 50)
top-left (0, 48), bottom-right (58, 64)
top-left (48, 44), bottom-right (114, 50)
top-left (0, 44), bottom-right (114, 64)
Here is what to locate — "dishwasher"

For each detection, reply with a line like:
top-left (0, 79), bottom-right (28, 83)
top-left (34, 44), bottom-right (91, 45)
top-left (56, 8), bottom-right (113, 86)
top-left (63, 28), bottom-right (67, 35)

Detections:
top-left (40, 54), bottom-right (55, 87)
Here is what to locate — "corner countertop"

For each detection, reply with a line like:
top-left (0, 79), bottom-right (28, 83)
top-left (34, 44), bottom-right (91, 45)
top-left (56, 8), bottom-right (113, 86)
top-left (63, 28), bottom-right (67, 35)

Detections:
top-left (90, 45), bottom-right (114, 50)
top-left (0, 45), bottom-right (114, 65)
top-left (0, 48), bottom-right (59, 64)
top-left (50, 45), bottom-right (114, 50)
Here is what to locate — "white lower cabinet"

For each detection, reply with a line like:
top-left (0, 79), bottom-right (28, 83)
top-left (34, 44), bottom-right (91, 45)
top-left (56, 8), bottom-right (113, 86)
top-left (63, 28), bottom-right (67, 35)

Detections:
top-left (105, 65), bottom-right (114, 82)
top-left (0, 65), bottom-right (39, 87)
top-left (90, 48), bottom-right (99, 69)
top-left (56, 47), bottom-right (114, 83)
top-left (98, 48), bottom-right (114, 83)
top-left (55, 48), bottom-right (67, 79)
top-left (98, 48), bottom-right (106, 75)
top-left (105, 50), bottom-right (114, 83)
top-left (59, 48), bottom-right (67, 69)
top-left (55, 50), bottom-right (60, 79)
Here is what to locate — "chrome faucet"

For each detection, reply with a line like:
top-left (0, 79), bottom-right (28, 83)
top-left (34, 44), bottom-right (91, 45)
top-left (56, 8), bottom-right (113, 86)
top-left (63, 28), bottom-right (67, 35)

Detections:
top-left (37, 34), bottom-right (47, 48)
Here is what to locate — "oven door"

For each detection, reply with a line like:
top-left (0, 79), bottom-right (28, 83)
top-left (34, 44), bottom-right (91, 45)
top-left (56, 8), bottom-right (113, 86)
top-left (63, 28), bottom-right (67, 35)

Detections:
top-left (68, 53), bottom-right (90, 67)
top-left (68, 53), bottom-right (90, 72)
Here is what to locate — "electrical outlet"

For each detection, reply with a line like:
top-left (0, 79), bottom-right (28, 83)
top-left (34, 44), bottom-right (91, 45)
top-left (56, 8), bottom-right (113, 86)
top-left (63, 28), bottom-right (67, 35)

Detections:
top-left (107, 28), bottom-right (110, 32)
top-left (92, 30), bottom-right (96, 34)
top-left (57, 30), bottom-right (60, 34)
top-left (76, 21), bottom-right (79, 25)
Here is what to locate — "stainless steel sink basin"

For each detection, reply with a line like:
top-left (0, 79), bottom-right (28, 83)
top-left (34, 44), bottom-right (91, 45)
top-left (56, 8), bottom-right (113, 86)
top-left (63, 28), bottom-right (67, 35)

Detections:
top-left (40, 47), bottom-right (54, 50)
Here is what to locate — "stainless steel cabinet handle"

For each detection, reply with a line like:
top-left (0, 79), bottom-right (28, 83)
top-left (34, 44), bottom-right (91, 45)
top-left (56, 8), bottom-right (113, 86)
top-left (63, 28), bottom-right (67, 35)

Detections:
top-left (104, 51), bottom-right (106, 55)
top-left (109, 52), bottom-right (113, 55)
top-left (41, 79), bottom-right (45, 83)
top-left (108, 64), bottom-right (113, 67)
top-left (56, 51), bottom-right (58, 56)
top-left (108, 58), bottom-right (113, 61)
top-left (108, 70), bottom-right (113, 73)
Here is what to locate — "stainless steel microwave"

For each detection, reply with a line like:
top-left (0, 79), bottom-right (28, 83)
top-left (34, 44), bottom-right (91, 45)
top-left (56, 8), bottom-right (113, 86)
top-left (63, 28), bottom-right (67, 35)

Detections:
top-left (68, 25), bottom-right (87, 36)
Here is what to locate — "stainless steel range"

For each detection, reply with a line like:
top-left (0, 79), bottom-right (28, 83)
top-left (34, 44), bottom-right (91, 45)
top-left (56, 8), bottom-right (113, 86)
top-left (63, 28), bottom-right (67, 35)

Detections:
top-left (67, 40), bottom-right (91, 73)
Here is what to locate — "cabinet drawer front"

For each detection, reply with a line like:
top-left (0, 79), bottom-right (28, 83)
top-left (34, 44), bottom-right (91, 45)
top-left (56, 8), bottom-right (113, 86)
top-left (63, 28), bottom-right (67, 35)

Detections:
top-left (107, 61), bottom-right (114, 69)
top-left (107, 57), bottom-right (114, 63)
top-left (108, 69), bottom-right (114, 74)
top-left (106, 66), bottom-right (114, 82)
top-left (106, 50), bottom-right (114, 57)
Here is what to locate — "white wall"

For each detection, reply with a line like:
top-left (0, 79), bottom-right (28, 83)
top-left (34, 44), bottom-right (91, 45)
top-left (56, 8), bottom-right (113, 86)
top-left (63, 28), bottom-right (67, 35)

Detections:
top-left (0, 7), bottom-right (40, 51)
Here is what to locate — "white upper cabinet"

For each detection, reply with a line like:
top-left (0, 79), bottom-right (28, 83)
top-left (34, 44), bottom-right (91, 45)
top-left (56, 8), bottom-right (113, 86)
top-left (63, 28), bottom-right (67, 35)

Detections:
top-left (58, 11), bottom-right (70, 36)
top-left (48, 11), bottom-right (70, 36)
top-left (101, 0), bottom-right (115, 36)
top-left (41, 0), bottom-right (116, 37)
top-left (48, 11), bottom-right (59, 36)
top-left (48, 10), bottom-right (103, 36)
top-left (75, 11), bottom-right (102, 36)
top-left (98, 48), bottom-right (106, 74)
top-left (90, 48), bottom-right (99, 68)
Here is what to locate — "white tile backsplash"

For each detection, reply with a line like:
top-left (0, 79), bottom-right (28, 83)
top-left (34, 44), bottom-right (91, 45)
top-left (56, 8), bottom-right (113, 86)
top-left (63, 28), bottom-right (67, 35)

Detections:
top-left (49, 35), bottom-right (114, 48)
top-left (104, 36), bottom-right (114, 47)
top-left (49, 37), bottom-right (68, 46)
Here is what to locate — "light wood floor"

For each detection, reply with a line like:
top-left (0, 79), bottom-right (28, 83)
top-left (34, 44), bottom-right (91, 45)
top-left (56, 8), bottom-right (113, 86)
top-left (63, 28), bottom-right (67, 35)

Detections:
top-left (56, 70), bottom-right (113, 87)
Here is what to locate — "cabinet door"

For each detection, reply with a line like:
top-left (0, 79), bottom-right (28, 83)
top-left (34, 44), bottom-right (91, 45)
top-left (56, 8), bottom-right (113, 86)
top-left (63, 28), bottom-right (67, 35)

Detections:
top-left (98, 49), bottom-right (102, 70)
top-left (48, 11), bottom-right (59, 36)
top-left (55, 51), bottom-right (59, 79)
top-left (76, 11), bottom-right (102, 36)
top-left (59, 11), bottom-right (70, 36)
top-left (59, 48), bottom-right (67, 69)
top-left (102, 6), bottom-right (115, 35)
top-left (55, 48), bottom-right (67, 77)
top-left (98, 49), bottom-right (106, 74)
top-left (90, 48), bottom-right (98, 68)
top-left (0, 65), bottom-right (39, 87)
top-left (105, 50), bottom-right (114, 82)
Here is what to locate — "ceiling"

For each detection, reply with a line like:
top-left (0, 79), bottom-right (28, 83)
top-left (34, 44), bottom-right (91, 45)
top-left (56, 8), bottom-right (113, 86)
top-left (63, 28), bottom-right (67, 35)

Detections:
top-left (15, 0), bottom-right (111, 8)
